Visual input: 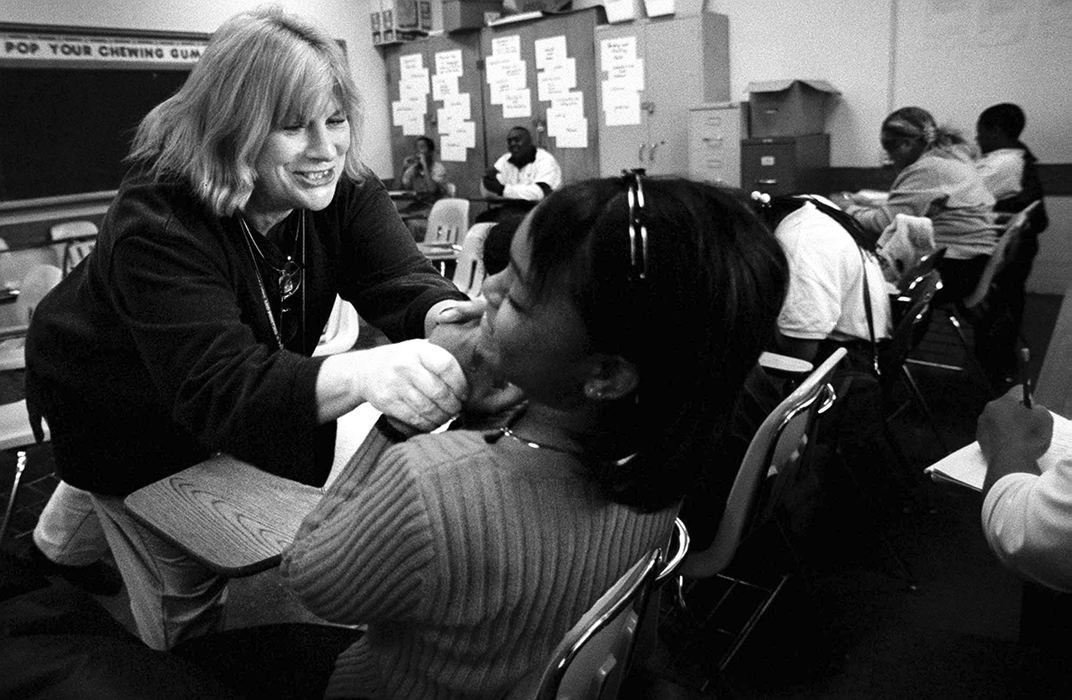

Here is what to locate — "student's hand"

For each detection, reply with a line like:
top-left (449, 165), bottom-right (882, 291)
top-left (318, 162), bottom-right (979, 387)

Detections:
top-left (352, 340), bottom-right (468, 432)
top-left (483, 168), bottom-right (505, 196)
top-left (828, 191), bottom-right (855, 210)
top-left (978, 386), bottom-right (1052, 493)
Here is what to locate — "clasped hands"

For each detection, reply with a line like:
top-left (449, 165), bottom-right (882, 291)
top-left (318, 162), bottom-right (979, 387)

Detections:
top-left (482, 167), bottom-right (505, 197)
top-left (359, 298), bottom-right (523, 436)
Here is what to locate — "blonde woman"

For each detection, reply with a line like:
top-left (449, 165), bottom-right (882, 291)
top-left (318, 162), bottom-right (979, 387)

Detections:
top-left (26, 6), bottom-right (475, 650)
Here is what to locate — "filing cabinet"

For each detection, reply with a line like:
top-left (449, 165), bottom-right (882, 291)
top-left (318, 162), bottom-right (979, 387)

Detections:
top-left (740, 133), bottom-right (830, 196)
top-left (688, 103), bottom-right (744, 187)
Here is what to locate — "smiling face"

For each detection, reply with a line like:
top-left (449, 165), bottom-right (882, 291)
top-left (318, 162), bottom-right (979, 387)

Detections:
top-left (506, 127), bottom-right (535, 161)
top-left (477, 211), bottom-right (597, 407)
top-left (245, 93), bottom-right (351, 231)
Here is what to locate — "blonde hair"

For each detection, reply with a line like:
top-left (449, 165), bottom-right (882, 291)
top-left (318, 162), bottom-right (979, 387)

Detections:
top-left (128, 5), bottom-right (365, 216)
top-left (882, 106), bottom-right (962, 155)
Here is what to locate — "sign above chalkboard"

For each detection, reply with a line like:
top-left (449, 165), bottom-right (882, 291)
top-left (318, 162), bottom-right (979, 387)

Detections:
top-left (1, 27), bottom-right (209, 69)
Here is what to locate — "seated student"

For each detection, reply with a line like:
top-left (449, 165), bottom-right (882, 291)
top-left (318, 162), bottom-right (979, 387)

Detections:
top-left (397, 136), bottom-right (450, 240)
top-left (975, 103), bottom-right (1050, 382)
top-left (280, 175), bottom-right (789, 698)
top-left (833, 106), bottom-right (1000, 307)
top-left (476, 126), bottom-right (562, 224)
top-left (765, 194), bottom-right (892, 367)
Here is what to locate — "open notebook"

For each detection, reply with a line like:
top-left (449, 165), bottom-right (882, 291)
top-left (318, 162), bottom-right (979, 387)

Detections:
top-left (925, 410), bottom-right (1072, 491)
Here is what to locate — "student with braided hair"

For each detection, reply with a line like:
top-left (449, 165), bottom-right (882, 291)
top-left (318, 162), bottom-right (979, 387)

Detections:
top-left (833, 106), bottom-right (1001, 306)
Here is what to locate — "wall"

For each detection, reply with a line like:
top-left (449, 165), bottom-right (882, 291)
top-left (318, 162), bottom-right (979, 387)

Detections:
top-left (0, 0), bottom-right (395, 177)
top-left (708, 0), bottom-right (1072, 294)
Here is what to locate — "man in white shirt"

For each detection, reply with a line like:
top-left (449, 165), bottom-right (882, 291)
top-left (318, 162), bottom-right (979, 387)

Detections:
top-left (481, 126), bottom-right (562, 201)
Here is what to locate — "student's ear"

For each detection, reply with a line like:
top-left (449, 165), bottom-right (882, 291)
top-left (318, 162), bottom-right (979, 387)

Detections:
top-left (583, 354), bottom-right (639, 402)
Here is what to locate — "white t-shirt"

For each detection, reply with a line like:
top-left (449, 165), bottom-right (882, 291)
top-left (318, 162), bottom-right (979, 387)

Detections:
top-left (976, 147), bottom-right (1025, 202)
top-left (485, 148), bottom-right (563, 201)
top-left (776, 199), bottom-right (892, 344)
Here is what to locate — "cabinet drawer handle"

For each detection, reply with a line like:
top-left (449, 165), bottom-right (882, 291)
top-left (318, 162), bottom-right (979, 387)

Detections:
top-left (757, 179), bottom-right (778, 185)
top-left (638, 143), bottom-right (647, 164)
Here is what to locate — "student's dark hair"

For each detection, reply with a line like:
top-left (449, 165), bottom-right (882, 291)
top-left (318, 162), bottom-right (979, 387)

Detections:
top-left (978, 103), bottom-right (1026, 140)
top-left (882, 106), bottom-right (961, 153)
top-left (524, 177), bottom-right (789, 511)
top-left (416, 136), bottom-right (436, 152)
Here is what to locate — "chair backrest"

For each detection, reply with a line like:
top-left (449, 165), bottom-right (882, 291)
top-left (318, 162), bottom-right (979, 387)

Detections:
top-left (312, 295), bottom-right (360, 357)
top-left (884, 270), bottom-right (942, 375)
top-left (962, 200), bottom-right (1040, 310)
top-left (13, 264), bottom-right (62, 327)
top-left (527, 547), bottom-right (662, 700)
top-left (451, 222), bottom-right (495, 298)
top-left (678, 347), bottom-right (847, 579)
top-left (424, 198), bottom-right (471, 245)
top-left (50, 220), bottom-right (99, 276)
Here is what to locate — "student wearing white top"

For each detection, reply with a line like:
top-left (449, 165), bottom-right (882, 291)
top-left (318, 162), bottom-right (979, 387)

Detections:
top-left (771, 195), bottom-right (892, 365)
top-left (481, 126), bottom-right (562, 201)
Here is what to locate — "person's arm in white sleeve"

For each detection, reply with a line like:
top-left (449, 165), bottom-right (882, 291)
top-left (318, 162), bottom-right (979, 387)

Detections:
top-left (978, 389), bottom-right (1072, 591)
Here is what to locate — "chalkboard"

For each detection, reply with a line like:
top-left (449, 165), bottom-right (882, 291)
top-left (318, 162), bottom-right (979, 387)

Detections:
top-left (0, 66), bottom-right (190, 202)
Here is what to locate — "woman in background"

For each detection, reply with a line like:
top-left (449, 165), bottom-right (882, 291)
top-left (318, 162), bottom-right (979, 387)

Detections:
top-left (834, 106), bottom-right (1000, 305)
top-left (281, 175), bottom-right (788, 698)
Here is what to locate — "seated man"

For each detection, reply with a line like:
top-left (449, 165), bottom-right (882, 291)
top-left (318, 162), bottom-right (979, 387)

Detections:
top-left (477, 127), bottom-right (562, 223)
top-left (769, 194), bottom-right (892, 366)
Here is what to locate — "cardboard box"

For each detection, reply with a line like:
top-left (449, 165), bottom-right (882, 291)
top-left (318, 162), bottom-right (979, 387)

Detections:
top-left (443, 0), bottom-right (504, 32)
top-left (746, 79), bottom-right (840, 137)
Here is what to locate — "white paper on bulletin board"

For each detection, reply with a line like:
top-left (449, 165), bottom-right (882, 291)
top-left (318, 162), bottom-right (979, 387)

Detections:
top-left (502, 89), bottom-right (532, 118)
top-left (492, 34), bottom-right (521, 57)
top-left (600, 36), bottom-right (637, 69)
top-left (440, 135), bottom-right (468, 162)
top-left (533, 35), bottom-right (567, 69)
top-left (431, 74), bottom-right (459, 101)
top-left (555, 118), bottom-right (588, 148)
top-left (434, 49), bottom-right (463, 76)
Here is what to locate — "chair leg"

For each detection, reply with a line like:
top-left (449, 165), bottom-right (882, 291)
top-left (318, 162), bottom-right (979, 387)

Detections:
top-left (900, 364), bottom-right (951, 454)
top-left (0, 451), bottom-right (28, 545)
top-left (945, 310), bottom-right (997, 397)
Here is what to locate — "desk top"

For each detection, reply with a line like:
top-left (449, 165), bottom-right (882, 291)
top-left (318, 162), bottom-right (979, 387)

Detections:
top-left (124, 454), bottom-right (323, 577)
top-left (123, 404), bottom-right (384, 577)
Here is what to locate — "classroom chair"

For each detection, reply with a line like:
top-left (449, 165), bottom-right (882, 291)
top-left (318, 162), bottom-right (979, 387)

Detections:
top-left (312, 295), bottom-right (360, 357)
top-left (925, 201), bottom-right (1040, 395)
top-left (670, 348), bottom-right (846, 679)
top-left (451, 222), bottom-right (494, 298)
top-left (49, 220), bottom-right (99, 277)
top-left (509, 518), bottom-right (689, 700)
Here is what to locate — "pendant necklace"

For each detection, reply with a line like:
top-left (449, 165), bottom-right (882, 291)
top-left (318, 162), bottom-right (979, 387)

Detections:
top-left (238, 212), bottom-right (306, 350)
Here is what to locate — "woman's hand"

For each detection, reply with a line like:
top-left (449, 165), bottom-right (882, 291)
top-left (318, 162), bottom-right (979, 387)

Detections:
top-left (317, 340), bottom-right (468, 432)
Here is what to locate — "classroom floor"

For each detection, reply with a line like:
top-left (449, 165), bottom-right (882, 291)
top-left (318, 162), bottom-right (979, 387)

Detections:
top-left (1, 293), bottom-right (1068, 699)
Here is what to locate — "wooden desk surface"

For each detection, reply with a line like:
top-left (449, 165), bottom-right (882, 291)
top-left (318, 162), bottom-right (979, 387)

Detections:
top-left (123, 404), bottom-right (384, 577)
top-left (125, 454), bottom-right (323, 577)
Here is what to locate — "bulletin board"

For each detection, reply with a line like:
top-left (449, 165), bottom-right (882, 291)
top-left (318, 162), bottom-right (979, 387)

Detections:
top-left (0, 23), bottom-right (210, 204)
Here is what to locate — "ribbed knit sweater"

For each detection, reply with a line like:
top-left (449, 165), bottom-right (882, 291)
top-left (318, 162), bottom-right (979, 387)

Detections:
top-left (280, 429), bottom-right (677, 699)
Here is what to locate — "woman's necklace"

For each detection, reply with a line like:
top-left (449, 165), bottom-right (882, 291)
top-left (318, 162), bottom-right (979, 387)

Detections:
top-left (238, 212), bottom-right (306, 350)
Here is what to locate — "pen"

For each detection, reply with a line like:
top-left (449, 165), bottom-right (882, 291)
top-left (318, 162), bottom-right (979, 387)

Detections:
top-left (1020, 347), bottom-right (1033, 409)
